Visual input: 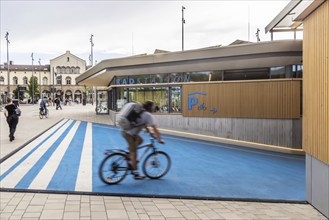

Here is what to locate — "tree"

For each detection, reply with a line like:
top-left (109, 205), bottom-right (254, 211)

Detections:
top-left (27, 76), bottom-right (39, 101)
top-left (12, 87), bottom-right (25, 101)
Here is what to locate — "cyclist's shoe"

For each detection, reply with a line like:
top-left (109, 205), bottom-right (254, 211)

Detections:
top-left (133, 171), bottom-right (145, 180)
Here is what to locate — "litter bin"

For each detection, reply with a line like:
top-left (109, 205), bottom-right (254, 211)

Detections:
top-left (82, 99), bottom-right (86, 106)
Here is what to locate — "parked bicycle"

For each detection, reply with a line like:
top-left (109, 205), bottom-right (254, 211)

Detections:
top-left (39, 107), bottom-right (49, 119)
top-left (99, 134), bottom-right (171, 184)
top-left (96, 102), bottom-right (108, 113)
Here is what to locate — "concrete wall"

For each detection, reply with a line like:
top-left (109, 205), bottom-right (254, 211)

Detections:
top-left (306, 154), bottom-right (329, 218)
top-left (110, 111), bottom-right (302, 149)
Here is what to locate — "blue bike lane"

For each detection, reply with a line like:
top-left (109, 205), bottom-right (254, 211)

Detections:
top-left (0, 119), bottom-right (305, 202)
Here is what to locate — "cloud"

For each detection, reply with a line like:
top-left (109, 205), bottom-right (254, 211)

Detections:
top-left (1, 1), bottom-right (292, 64)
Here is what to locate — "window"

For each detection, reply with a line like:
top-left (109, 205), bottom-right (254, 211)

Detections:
top-left (56, 76), bottom-right (62, 85)
top-left (13, 76), bottom-right (18, 85)
top-left (56, 66), bottom-right (61, 75)
top-left (170, 87), bottom-right (181, 112)
top-left (61, 67), bottom-right (65, 74)
top-left (292, 65), bottom-right (303, 78)
top-left (43, 77), bottom-right (48, 85)
top-left (0, 76), bottom-right (4, 85)
top-left (66, 76), bottom-right (71, 85)
top-left (67, 57), bottom-right (70, 62)
top-left (128, 87), bottom-right (169, 113)
top-left (23, 77), bottom-right (28, 85)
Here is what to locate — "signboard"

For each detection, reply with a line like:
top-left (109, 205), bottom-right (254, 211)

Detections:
top-left (182, 80), bottom-right (301, 119)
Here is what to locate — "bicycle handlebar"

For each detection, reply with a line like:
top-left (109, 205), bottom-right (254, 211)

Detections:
top-left (148, 133), bottom-right (165, 144)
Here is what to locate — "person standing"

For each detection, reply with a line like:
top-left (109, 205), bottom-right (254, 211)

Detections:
top-left (3, 97), bottom-right (19, 142)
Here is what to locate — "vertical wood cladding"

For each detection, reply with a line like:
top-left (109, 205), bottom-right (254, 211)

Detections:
top-left (303, 1), bottom-right (329, 165)
top-left (182, 79), bottom-right (301, 119)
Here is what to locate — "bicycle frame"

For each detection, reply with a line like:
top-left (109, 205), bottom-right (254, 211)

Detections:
top-left (104, 136), bottom-right (158, 164)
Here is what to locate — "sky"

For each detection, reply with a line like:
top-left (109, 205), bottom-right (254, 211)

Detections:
top-left (0, 0), bottom-right (301, 65)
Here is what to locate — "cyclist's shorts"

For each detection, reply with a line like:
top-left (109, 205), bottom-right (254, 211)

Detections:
top-left (121, 131), bottom-right (143, 153)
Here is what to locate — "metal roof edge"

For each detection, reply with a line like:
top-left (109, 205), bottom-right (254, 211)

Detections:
top-left (294, 0), bottom-right (326, 21)
top-left (265, 0), bottom-right (302, 33)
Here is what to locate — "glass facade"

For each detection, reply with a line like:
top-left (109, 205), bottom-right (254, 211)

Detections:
top-left (109, 65), bottom-right (302, 113)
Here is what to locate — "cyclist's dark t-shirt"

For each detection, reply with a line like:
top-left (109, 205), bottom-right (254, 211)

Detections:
top-left (5, 104), bottom-right (16, 117)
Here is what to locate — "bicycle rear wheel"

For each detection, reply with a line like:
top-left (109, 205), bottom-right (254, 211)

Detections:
top-left (143, 151), bottom-right (171, 179)
top-left (99, 153), bottom-right (128, 184)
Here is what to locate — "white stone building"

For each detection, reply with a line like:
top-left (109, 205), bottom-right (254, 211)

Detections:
top-left (0, 51), bottom-right (89, 104)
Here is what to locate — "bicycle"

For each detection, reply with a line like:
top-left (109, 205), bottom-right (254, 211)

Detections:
top-left (99, 134), bottom-right (171, 184)
top-left (96, 102), bottom-right (108, 113)
top-left (39, 107), bottom-right (49, 119)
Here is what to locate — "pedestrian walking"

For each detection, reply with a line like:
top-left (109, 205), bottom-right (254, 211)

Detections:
top-left (3, 97), bottom-right (19, 142)
top-left (55, 97), bottom-right (62, 110)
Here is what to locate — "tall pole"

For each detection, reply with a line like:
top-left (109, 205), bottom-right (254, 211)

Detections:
top-left (31, 53), bottom-right (34, 104)
top-left (52, 67), bottom-right (55, 101)
top-left (182, 6), bottom-right (186, 51)
top-left (5, 32), bottom-right (10, 97)
top-left (89, 34), bottom-right (94, 66)
top-left (38, 58), bottom-right (42, 98)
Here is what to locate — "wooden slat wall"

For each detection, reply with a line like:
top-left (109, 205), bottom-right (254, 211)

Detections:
top-left (303, 0), bottom-right (329, 165)
top-left (182, 79), bottom-right (301, 119)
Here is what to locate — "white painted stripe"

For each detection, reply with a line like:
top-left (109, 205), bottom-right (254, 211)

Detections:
top-left (0, 119), bottom-right (68, 176)
top-left (0, 120), bottom-right (74, 188)
top-left (29, 121), bottom-right (81, 190)
top-left (75, 122), bottom-right (92, 192)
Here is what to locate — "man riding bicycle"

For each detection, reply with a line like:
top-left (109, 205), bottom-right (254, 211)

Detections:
top-left (39, 96), bottom-right (48, 115)
top-left (121, 100), bottom-right (164, 180)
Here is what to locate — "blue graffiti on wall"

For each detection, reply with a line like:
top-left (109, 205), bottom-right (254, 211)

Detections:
top-left (188, 91), bottom-right (218, 113)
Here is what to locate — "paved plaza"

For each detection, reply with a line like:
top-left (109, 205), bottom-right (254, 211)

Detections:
top-left (0, 104), bottom-right (327, 219)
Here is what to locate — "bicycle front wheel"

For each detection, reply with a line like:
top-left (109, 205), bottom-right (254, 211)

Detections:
top-left (45, 110), bottom-right (49, 118)
top-left (99, 153), bottom-right (128, 184)
top-left (39, 111), bottom-right (43, 119)
top-left (143, 151), bottom-right (171, 179)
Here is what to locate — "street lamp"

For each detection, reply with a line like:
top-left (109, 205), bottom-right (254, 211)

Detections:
top-left (89, 34), bottom-right (94, 66)
top-left (182, 6), bottom-right (186, 51)
top-left (5, 32), bottom-right (10, 97)
top-left (52, 67), bottom-right (55, 101)
top-left (38, 58), bottom-right (42, 98)
top-left (31, 53), bottom-right (34, 104)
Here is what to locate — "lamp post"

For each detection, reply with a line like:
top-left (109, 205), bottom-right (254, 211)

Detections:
top-left (52, 67), bottom-right (55, 101)
top-left (31, 53), bottom-right (34, 104)
top-left (182, 6), bottom-right (186, 51)
top-left (38, 59), bottom-right (42, 98)
top-left (89, 34), bottom-right (94, 66)
top-left (5, 32), bottom-right (10, 97)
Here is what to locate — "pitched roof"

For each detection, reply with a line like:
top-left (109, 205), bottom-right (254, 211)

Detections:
top-left (0, 63), bottom-right (50, 71)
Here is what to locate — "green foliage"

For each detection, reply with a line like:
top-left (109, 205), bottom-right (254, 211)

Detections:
top-left (12, 87), bottom-right (25, 100)
top-left (27, 76), bottom-right (39, 100)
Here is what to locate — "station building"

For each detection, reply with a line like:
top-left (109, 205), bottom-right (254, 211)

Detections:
top-left (76, 39), bottom-right (303, 150)
top-left (0, 51), bottom-right (88, 103)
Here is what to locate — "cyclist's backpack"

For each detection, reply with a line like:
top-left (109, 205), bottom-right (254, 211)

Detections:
top-left (117, 102), bottom-right (145, 130)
